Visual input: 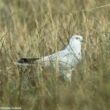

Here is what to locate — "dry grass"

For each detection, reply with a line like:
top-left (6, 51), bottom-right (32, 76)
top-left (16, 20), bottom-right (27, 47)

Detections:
top-left (0, 0), bottom-right (110, 110)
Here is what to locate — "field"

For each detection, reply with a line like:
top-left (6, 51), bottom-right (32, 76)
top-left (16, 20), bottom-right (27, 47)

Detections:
top-left (0, 0), bottom-right (110, 110)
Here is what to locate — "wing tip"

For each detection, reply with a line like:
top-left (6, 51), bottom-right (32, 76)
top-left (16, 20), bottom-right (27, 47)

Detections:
top-left (14, 57), bottom-right (39, 66)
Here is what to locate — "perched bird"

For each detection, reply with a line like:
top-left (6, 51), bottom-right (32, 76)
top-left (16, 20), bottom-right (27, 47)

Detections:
top-left (16, 35), bottom-right (84, 81)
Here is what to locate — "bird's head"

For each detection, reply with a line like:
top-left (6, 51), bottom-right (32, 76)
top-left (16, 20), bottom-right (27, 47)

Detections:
top-left (66, 35), bottom-right (84, 53)
top-left (69, 35), bottom-right (84, 45)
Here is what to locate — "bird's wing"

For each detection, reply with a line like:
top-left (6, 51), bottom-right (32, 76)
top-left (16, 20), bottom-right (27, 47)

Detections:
top-left (16, 49), bottom-right (79, 69)
top-left (37, 49), bottom-right (76, 68)
top-left (15, 50), bottom-right (67, 65)
top-left (37, 50), bottom-right (67, 66)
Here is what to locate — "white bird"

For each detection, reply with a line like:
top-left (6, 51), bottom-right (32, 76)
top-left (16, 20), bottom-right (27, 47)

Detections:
top-left (16, 35), bottom-right (84, 81)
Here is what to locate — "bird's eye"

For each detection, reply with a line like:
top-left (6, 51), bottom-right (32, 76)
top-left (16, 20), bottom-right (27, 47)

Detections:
top-left (76, 37), bottom-right (79, 39)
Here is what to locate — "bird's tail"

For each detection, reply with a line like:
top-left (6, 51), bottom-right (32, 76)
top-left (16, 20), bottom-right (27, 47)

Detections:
top-left (15, 58), bottom-right (39, 65)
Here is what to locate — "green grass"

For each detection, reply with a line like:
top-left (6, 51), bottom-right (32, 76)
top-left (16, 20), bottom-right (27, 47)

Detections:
top-left (0, 0), bottom-right (110, 110)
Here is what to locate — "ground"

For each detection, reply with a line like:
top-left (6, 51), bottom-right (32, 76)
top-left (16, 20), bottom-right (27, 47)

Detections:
top-left (0, 0), bottom-right (110, 110)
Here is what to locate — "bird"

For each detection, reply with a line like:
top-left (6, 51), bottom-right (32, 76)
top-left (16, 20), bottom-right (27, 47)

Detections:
top-left (16, 35), bottom-right (84, 81)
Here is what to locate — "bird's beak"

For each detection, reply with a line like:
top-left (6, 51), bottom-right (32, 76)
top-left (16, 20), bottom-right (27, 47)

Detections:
top-left (81, 39), bottom-right (84, 43)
